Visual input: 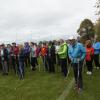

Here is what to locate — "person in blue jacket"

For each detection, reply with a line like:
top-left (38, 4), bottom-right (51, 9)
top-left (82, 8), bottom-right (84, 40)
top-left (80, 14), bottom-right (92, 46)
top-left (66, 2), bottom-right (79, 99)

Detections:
top-left (68, 36), bottom-right (86, 92)
top-left (93, 39), bottom-right (100, 69)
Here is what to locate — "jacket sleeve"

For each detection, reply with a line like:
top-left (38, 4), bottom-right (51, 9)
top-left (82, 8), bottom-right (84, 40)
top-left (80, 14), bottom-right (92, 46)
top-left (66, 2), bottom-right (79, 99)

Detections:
top-left (91, 48), bottom-right (94, 55)
top-left (93, 43), bottom-right (100, 50)
top-left (68, 47), bottom-right (73, 60)
top-left (80, 45), bottom-right (86, 60)
top-left (58, 45), bottom-right (67, 55)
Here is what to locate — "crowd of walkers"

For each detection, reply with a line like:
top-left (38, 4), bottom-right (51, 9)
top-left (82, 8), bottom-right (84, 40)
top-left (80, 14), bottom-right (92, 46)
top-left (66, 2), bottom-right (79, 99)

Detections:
top-left (0, 36), bottom-right (100, 92)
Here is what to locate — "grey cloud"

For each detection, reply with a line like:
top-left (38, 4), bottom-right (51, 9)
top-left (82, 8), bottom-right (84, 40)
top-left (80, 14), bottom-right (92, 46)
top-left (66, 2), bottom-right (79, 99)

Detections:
top-left (0, 0), bottom-right (96, 43)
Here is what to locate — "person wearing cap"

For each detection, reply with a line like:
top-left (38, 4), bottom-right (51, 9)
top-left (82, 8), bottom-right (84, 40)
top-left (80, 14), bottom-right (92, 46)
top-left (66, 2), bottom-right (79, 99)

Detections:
top-left (68, 36), bottom-right (86, 92)
top-left (58, 39), bottom-right (68, 77)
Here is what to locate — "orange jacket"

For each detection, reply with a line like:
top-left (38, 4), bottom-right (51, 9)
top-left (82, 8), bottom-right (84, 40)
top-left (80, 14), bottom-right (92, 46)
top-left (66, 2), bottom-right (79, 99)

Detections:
top-left (41, 46), bottom-right (47, 56)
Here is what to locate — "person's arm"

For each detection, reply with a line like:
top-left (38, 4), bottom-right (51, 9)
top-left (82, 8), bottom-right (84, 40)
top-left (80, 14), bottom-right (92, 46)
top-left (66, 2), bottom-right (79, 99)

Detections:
top-left (93, 43), bottom-right (100, 50)
top-left (80, 45), bottom-right (86, 61)
top-left (91, 48), bottom-right (94, 55)
top-left (58, 44), bottom-right (67, 55)
top-left (68, 47), bottom-right (73, 61)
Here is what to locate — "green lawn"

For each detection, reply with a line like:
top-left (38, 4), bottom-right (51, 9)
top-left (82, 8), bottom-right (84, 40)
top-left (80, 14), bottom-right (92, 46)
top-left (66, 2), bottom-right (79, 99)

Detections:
top-left (0, 64), bottom-right (100, 100)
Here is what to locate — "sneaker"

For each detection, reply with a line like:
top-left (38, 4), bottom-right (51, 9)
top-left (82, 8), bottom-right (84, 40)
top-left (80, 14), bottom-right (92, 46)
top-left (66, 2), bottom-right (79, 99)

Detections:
top-left (87, 71), bottom-right (89, 75)
top-left (87, 71), bottom-right (92, 75)
top-left (88, 71), bottom-right (92, 75)
top-left (78, 88), bottom-right (83, 94)
top-left (97, 67), bottom-right (100, 70)
top-left (64, 75), bottom-right (68, 80)
top-left (74, 84), bottom-right (77, 90)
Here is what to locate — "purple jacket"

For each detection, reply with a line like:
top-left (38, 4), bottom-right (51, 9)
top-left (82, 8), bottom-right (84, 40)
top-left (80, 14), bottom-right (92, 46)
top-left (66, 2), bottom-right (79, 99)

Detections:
top-left (24, 44), bottom-right (30, 54)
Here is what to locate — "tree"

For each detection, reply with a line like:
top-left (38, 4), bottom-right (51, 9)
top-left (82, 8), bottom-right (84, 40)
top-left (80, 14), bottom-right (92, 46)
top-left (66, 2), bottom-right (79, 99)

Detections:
top-left (77, 19), bottom-right (95, 43)
top-left (95, 19), bottom-right (100, 41)
top-left (95, 0), bottom-right (100, 15)
top-left (94, 0), bottom-right (100, 41)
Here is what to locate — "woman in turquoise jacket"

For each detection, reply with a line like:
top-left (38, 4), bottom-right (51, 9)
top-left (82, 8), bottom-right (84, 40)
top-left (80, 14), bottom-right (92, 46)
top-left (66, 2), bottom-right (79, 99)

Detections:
top-left (68, 36), bottom-right (86, 92)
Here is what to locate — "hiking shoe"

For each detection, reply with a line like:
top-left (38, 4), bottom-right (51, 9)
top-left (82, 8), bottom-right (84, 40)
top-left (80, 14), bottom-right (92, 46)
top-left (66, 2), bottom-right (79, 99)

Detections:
top-left (87, 71), bottom-right (89, 75)
top-left (97, 67), bottom-right (100, 70)
top-left (88, 71), bottom-right (92, 75)
top-left (78, 88), bottom-right (83, 94)
top-left (74, 84), bottom-right (77, 90)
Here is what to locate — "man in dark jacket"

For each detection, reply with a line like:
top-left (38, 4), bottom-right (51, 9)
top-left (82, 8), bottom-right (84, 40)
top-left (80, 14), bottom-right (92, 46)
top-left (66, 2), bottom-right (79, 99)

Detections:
top-left (47, 41), bottom-right (56, 73)
top-left (1, 44), bottom-right (9, 75)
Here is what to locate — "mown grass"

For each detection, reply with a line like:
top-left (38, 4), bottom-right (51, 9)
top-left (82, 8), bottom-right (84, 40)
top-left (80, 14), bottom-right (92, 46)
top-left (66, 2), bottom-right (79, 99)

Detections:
top-left (0, 59), bottom-right (100, 100)
top-left (67, 68), bottom-right (100, 100)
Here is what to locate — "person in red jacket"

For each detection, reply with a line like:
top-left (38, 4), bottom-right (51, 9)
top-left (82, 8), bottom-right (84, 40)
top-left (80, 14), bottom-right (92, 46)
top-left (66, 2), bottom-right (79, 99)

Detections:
top-left (11, 42), bottom-right (19, 74)
top-left (85, 40), bottom-right (94, 75)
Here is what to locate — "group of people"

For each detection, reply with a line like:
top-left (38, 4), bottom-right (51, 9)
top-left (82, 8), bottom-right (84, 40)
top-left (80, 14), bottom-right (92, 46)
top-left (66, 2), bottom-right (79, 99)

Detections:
top-left (0, 36), bottom-right (100, 92)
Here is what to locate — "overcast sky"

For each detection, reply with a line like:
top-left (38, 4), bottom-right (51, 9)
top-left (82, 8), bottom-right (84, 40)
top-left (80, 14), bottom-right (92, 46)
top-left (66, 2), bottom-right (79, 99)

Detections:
top-left (0, 0), bottom-right (97, 43)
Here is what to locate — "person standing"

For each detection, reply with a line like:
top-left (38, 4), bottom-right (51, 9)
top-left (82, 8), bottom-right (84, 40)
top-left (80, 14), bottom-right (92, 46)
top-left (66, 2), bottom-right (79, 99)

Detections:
top-left (47, 41), bottom-right (56, 73)
top-left (24, 42), bottom-right (30, 67)
top-left (35, 43), bottom-right (39, 66)
top-left (30, 42), bottom-right (37, 71)
top-left (93, 39), bottom-right (100, 69)
top-left (68, 36), bottom-right (86, 92)
top-left (0, 45), bottom-right (3, 71)
top-left (41, 43), bottom-right (48, 71)
top-left (11, 42), bottom-right (19, 74)
top-left (55, 41), bottom-right (60, 66)
top-left (85, 40), bottom-right (94, 75)
top-left (18, 45), bottom-right (25, 79)
top-left (7, 44), bottom-right (12, 72)
top-left (58, 39), bottom-right (68, 77)
top-left (1, 44), bottom-right (9, 75)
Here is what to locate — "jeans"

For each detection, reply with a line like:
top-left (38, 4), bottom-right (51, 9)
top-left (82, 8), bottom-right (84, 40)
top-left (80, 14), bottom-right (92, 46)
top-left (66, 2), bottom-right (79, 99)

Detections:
top-left (2, 60), bottom-right (8, 75)
top-left (42, 56), bottom-right (48, 71)
top-left (19, 61), bottom-right (24, 79)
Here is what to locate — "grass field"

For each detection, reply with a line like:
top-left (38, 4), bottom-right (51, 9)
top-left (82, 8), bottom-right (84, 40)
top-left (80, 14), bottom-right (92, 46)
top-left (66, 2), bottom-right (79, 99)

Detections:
top-left (0, 62), bottom-right (100, 100)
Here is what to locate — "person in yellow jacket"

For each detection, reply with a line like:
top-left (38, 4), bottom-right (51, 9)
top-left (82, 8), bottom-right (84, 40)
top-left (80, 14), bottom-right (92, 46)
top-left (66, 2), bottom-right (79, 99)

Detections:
top-left (58, 39), bottom-right (68, 77)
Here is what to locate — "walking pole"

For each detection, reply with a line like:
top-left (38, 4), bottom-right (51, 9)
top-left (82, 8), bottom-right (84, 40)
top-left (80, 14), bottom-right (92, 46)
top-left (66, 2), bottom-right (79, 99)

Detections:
top-left (77, 58), bottom-right (80, 93)
top-left (83, 60), bottom-right (86, 73)
top-left (67, 60), bottom-right (71, 77)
